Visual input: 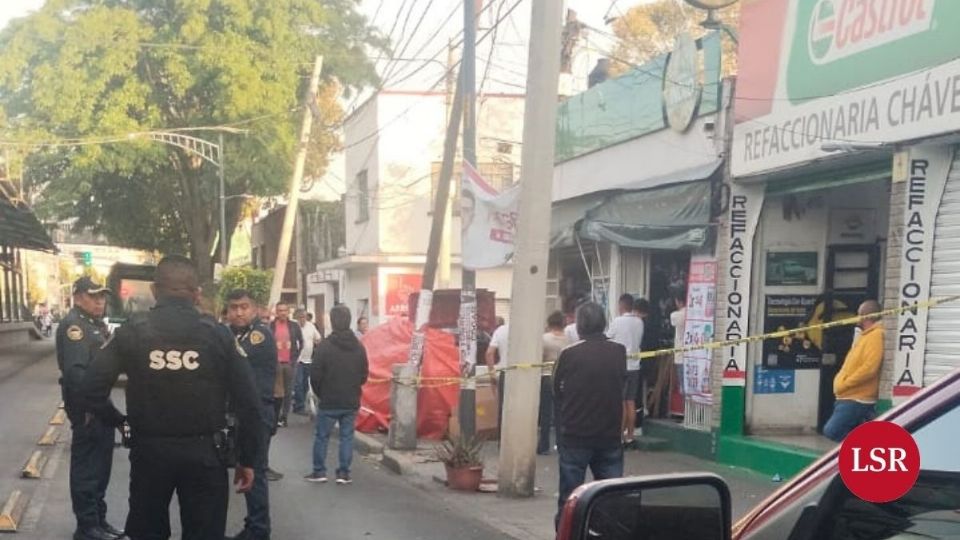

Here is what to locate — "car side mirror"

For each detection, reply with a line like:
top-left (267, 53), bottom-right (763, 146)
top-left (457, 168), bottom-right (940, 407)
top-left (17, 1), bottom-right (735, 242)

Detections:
top-left (557, 473), bottom-right (732, 540)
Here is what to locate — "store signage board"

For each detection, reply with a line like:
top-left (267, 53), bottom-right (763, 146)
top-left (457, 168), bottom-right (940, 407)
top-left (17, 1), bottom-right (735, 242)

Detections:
top-left (765, 252), bottom-right (818, 286)
top-left (732, 0), bottom-right (960, 177)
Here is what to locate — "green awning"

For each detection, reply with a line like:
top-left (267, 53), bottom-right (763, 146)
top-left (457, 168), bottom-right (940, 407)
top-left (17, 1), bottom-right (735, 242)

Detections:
top-left (765, 162), bottom-right (890, 196)
top-left (0, 192), bottom-right (57, 253)
top-left (579, 181), bottom-right (713, 250)
top-left (550, 192), bottom-right (608, 248)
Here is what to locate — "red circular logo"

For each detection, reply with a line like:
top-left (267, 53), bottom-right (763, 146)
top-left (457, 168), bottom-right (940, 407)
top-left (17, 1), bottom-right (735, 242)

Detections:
top-left (838, 421), bottom-right (920, 503)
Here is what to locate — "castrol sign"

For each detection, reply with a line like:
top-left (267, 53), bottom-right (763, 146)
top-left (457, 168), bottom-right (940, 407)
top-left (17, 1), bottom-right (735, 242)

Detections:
top-left (808, 0), bottom-right (934, 65)
top-left (731, 0), bottom-right (960, 177)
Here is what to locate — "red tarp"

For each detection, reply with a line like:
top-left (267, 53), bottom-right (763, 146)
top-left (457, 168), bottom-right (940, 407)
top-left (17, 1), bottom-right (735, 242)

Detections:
top-left (355, 318), bottom-right (460, 440)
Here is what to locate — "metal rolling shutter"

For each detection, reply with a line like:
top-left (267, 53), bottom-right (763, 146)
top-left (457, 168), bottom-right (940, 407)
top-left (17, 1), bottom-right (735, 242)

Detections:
top-left (925, 149), bottom-right (960, 386)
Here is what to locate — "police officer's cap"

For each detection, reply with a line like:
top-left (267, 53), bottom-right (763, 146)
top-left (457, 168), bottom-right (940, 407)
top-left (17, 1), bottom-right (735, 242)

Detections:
top-left (73, 276), bottom-right (112, 296)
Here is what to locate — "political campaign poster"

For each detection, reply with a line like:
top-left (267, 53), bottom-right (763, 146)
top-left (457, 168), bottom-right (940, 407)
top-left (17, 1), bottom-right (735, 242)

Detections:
top-left (461, 162), bottom-right (520, 270)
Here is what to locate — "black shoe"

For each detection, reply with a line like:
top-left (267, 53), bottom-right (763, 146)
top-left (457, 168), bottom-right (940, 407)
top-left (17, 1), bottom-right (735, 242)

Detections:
top-left (265, 468), bottom-right (284, 481)
top-left (335, 472), bottom-right (352, 485)
top-left (73, 526), bottom-right (119, 540)
top-left (277, 418), bottom-right (287, 428)
top-left (100, 521), bottom-right (125, 539)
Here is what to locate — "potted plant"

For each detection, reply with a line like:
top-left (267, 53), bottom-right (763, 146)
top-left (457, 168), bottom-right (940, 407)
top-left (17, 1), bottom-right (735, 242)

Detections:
top-left (434, 433), bottom-right (485, 492)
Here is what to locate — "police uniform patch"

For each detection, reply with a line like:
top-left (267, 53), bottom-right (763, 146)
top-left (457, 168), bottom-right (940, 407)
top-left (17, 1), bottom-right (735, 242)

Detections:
top-left (66, 325), bottom-right (84, 341)
top-left (249, 330), bottom-right (265, 345)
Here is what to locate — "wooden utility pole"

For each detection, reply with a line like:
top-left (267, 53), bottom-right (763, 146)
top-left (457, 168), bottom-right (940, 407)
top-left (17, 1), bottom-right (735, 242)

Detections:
top-left (498, 0), bottom-right (563, 497)
top-left (269, 55), bottom-right (323, 307)
top-left (406, 70), bottom-right (465, 366)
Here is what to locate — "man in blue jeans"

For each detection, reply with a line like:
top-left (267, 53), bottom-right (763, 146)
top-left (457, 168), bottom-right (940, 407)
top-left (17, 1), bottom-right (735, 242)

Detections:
top-left (552, 302), bottom-right (627, 528)
top-left (305, 305), bottom-right (368, 484)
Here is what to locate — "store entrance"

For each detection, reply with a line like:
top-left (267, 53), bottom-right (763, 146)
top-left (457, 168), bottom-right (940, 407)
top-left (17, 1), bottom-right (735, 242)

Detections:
top-left (817, 244), bottom-right (881, 431)
top-left (645, 250), bottom-right (691, 418)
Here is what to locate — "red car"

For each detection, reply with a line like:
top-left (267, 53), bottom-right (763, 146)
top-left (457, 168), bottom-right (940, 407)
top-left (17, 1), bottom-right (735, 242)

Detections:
top-left (558, 367), bottom-right (960, 540)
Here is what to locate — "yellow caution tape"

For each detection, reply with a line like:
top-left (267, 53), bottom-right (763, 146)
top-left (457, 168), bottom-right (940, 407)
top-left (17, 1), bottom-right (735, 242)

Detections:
top-left (365, 295), bottom-right (960, 388)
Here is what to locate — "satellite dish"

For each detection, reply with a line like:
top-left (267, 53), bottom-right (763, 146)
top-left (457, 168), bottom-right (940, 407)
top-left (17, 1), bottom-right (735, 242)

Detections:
top-left (683, 0), bottom-right (738, 8)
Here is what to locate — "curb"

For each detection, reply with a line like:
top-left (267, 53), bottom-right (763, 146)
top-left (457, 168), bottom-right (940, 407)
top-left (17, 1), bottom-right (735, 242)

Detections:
top-left (353, 431), bottom-right (385, 456)
top-left (381, 448), bottom-right (419, 476)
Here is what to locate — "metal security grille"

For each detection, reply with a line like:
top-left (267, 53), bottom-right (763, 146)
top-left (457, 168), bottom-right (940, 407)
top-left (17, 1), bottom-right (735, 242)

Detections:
top-left (925, 147), bottom-right (960, 387)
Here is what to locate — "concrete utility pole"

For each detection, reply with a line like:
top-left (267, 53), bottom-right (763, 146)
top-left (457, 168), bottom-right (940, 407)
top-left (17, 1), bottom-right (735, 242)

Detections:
top-left (458, 0), bottom-right (479, 439)
top-left (498, 0), bottom-right (563, 497)
top-left (269, 55), bottom-right (323, 307)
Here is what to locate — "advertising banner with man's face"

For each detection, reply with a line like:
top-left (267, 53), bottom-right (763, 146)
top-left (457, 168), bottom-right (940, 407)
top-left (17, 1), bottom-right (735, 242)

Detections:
top-left (733, 0), bottom-right (960, 177)
top-left (461, 162), bottom-right (520, 270)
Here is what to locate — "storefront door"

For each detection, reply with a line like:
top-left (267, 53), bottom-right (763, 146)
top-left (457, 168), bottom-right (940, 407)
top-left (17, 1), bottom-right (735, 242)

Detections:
top-left (817, 244), bottom-right (880, 431)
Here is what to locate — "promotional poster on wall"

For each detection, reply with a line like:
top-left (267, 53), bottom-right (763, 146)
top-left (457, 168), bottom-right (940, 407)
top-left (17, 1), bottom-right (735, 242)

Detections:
top-left (763, 295), bottom-right (822, 369)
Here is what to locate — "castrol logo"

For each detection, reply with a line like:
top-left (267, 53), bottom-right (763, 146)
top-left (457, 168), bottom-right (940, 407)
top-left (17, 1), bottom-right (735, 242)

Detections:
top-left (808, 0), bottom-right (935, 65)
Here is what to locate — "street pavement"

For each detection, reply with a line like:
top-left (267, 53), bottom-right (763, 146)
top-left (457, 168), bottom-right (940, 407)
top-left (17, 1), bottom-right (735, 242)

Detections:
top-left (356, 432), bottom-right (780, 540)
top-left (0, 343), bottom-right (511, 539)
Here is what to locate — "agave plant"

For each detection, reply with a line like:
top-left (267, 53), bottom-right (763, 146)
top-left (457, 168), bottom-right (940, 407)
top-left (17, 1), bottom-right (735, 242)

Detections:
top-left (434, 433), bottom-right (485, 468)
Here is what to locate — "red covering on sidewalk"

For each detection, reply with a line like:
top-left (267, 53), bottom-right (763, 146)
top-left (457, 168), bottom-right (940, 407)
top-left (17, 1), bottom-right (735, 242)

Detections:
top-left (354, 318), bottom-right (460, 440)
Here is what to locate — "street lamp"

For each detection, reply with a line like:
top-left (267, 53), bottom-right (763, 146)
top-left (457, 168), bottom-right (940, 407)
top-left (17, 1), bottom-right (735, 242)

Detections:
top-left (130, 129), bottom-right (247, 266)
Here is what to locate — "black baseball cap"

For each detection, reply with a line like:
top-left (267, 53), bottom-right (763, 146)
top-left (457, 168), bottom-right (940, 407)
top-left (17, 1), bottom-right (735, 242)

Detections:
top-left (72, 276), bottom-right (111, 296)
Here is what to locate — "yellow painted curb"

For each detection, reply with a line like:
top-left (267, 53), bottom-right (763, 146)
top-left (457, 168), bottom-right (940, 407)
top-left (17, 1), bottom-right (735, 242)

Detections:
top-left (37, 426), bottom-right (59, 446)
top-left (0, 490), bottom-right (28, 532)
top-left (49, 409), bottom-right (66, 426)
top-left (21, 450), bottom-right (46, 479)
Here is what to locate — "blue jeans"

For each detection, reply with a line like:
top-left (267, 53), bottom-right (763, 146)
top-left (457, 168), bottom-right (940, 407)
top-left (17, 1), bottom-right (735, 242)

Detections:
top-left (555, 445), bottom-right (624, 529)
top-left (292, 361), bottom-right (310, 413)
top-left (823, 400), bottom-right (876, 442)
top-left (312, 409), bottom-right (357, 475)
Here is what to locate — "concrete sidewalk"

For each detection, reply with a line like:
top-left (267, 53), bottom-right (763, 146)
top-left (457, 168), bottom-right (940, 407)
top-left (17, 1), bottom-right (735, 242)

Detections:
top-left (354, 431), bottom-right (781, 540)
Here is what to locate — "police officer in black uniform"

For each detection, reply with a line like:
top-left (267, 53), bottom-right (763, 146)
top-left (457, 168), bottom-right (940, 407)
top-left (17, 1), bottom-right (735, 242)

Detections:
top-left (224, 289), bottom-right (277, 540)
top-left (80, 256), bottom-right (265, 540)
top-left (58, 277), bottom-right (123, 540)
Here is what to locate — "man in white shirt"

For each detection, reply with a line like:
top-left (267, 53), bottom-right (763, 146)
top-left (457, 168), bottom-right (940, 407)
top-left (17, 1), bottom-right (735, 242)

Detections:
top-left (607, 293), bottom-right (644, 448)
top-left (485, 322), bottom-right (509, 436)
top-left (292, 309), bottom-right (322, 415)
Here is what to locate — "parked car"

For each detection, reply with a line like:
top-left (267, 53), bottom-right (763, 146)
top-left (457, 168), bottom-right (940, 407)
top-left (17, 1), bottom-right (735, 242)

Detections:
top-left (558, 367), bottom-right (960, 540)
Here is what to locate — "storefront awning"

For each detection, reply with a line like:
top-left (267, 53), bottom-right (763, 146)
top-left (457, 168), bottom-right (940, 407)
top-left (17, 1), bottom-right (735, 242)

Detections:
top-left (550, 192), bottom-right (608, 248)
top-left (0, 192), bottom-right (57, 253)
top-left (764, 162), bottom-right (890, 196)
top-left (579, 181), bottom-right (713, 250)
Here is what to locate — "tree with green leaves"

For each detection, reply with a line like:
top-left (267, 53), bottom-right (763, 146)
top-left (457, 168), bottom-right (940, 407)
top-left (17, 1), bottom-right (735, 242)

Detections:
top-left (610, 0), bottom-right (738, 76)
top-left (0, 0), bottom-right (384, 280)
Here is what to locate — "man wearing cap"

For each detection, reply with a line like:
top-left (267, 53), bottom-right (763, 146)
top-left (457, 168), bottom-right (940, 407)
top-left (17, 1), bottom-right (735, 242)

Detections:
top-left (56, 277), bottom-right (123, 540)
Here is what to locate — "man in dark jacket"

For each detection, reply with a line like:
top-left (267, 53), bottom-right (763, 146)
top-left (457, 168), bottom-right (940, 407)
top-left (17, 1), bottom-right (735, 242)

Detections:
top-left (553, 302), bottom-right (626, 529)
top-left (304, 305), bottom-right (368, 485)
top-left (270, 303), bottom-right (303, 427)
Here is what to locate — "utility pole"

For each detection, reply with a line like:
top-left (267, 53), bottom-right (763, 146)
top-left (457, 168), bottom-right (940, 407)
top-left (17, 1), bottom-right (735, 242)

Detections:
top-left (406, 68), bottom-right (464, 367)
top-left (457, 0), bottom-right (479, 440)
top-left (439, 41), bottom-right (458, 289)
top-left (498, 0), bottom-right (563, 497)
top-left (392, 69), bottom-right (465, 450)
top-left (218, 132), bottom-right (227, 266)
top-left (269, 55), bottom-right (323, 307)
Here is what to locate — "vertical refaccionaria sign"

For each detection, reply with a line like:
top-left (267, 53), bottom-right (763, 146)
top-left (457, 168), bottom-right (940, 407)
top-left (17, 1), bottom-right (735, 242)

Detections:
top-left (723, 182), bottom-right (765, 386)
top-left (892, 145), bottom-right (951, 401)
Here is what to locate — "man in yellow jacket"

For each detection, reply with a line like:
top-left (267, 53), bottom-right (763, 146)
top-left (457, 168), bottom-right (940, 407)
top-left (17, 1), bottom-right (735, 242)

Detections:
top-left (823, 300), bottom-right (884, 441)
